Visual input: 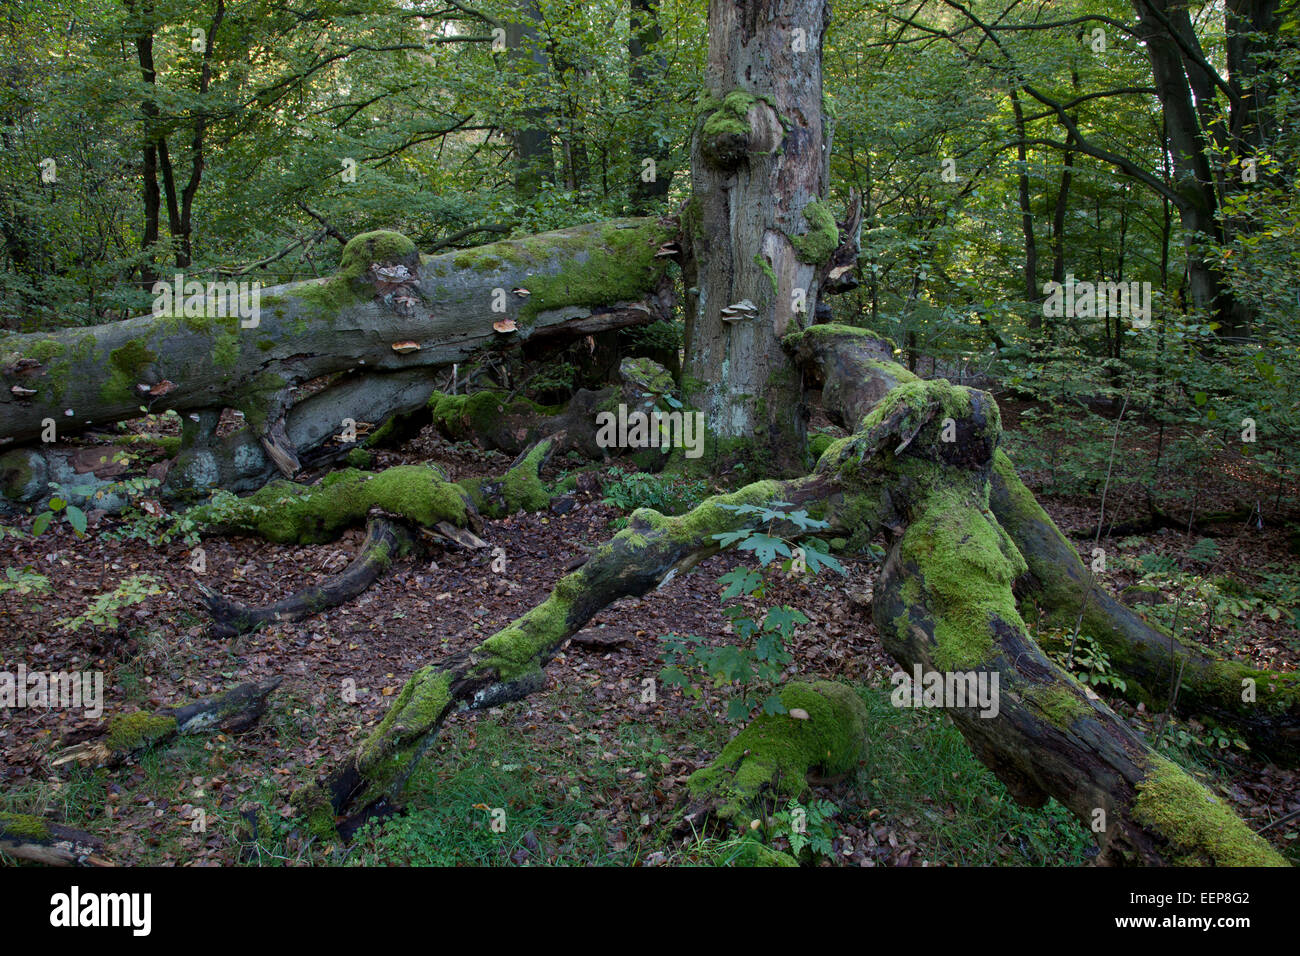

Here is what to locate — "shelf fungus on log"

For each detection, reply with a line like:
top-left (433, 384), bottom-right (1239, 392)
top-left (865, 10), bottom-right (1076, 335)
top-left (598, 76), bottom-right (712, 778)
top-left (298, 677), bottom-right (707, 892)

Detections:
top-left (0, 218), bottom-right (677, 508)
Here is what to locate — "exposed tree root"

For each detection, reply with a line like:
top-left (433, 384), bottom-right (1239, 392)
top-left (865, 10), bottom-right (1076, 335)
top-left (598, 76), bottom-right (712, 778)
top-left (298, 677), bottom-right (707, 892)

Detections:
top-left (989, 452), bottom-right (1300, 764)
top-left (198, 517), bottom-right (418, 638)
top-left (792, 323), bottom-right (1300, 765)
top-left (293, 475), bottom-right (832, 838)
top-left (50, 678), bottom-right (282, 769)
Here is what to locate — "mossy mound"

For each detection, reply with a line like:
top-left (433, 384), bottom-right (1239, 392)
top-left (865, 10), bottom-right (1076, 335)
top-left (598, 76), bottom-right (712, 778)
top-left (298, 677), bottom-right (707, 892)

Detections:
top-left (687, 680), bottom-right (868, 823)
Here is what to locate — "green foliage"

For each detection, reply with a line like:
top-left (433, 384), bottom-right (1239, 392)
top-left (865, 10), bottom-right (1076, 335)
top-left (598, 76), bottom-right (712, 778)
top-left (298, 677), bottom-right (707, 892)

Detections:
top-left (0, 566), bottom-right (52, 606)
top-left (661, 502), bottom-right (846, 721)
top-left (57, 574), bottom-right (164, 634)
top-left (602, 469), bottom-right (708, 516)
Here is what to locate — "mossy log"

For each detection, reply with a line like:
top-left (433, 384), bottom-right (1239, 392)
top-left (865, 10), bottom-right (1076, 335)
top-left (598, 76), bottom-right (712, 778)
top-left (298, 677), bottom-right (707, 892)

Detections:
top-left (793, 323), bottom-right (1300, 764)
top-left (198, 517), bottom-right (418, 638)
top-left (0, 219), bottom-right (676, 505)
top-left (50, 678), bottom-right (282, 769)
top-left (989, 454), bottom-right (1300, 763)
top-left (305, 339), bottom-right (1287, 864)
top-left (682, 680), bottom-right (868, 828)
top-left (187, 435), bottom-right (556, 545)
top-left (0, 812), bottom-right (108, 866)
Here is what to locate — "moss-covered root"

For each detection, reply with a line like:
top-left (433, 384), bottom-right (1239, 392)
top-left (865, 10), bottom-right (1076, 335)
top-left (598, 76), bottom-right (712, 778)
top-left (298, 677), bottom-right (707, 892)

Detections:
top-left (458, 438), bottom-right (556, 517)
top-left (684, 681), bottom-right (867, 827)
top-left (990, 450), bottom-right (1300, 765)
top-left (303, 476), bottom-right (832, 838)
top-left (186, 464), bottom-right (476, 544)
top-left (874, 491), bottom-right (1286, 866)
top-left (0, 812), bottom-right (106, 866)
top-left (50, 679), bottom-right (282, 770)
top-left (198, 518), bottom-right (416, 638)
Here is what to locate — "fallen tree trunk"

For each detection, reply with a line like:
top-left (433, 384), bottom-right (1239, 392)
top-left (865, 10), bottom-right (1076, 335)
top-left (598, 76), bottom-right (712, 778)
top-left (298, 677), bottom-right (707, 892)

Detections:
top-left (50, 678), bottom-right (282, 769)
top-left (0, 219), bottom-right (676, 504)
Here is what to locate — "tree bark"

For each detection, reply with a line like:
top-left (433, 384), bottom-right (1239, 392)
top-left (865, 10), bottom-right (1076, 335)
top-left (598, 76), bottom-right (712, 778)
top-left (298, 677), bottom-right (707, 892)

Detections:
top-left (682, 0), bottom-right (835, 475)
top-left (0, 219), bottom-right (675, 503)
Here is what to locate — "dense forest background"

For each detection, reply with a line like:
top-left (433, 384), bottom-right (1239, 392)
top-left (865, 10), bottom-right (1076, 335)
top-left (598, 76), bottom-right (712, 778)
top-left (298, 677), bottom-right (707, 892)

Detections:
top-left (3, 0), bottom-right (1297, 509)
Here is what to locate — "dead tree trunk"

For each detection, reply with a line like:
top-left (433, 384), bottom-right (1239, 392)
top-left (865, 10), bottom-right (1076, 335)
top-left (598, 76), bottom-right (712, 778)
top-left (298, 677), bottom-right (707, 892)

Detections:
top-left (0, 219), bottom-right (675, 505)
top-left (682, 0), bottom-right (835, 475)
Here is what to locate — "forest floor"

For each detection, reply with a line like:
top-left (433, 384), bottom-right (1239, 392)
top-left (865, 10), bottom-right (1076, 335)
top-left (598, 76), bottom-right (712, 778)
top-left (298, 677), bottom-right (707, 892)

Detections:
top-left (2, 396), bottom-right (1299, 867)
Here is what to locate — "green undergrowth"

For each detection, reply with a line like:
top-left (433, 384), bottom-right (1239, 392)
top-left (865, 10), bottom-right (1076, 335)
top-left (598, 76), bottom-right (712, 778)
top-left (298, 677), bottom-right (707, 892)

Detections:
top-left (850, 679), bottom-right (1094, 865)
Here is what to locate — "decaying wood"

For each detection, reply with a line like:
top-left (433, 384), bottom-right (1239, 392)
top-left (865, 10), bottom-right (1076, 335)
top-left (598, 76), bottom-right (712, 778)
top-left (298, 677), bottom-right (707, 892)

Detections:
top-left (0, 813), bottom-right (110, 867)
top-left (296, 327), bottom-right (1286, 864)
top-left (51, 678), bottom-right (282, 769)
top-left (0, 219), bottom-right (676, 507)
top-left (198, 518), bottom-right (417, 638)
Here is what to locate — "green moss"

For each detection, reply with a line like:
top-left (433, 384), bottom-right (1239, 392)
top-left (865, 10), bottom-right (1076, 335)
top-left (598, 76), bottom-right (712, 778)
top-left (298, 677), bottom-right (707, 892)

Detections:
top-left (0, 811), bottom-right (51, 841)
top-left (345, 447), bottom-right (374, 469)
top-left (1025, 685), bottom-right (1091, 728)
top-left (754, 253), bottom-right (779, 300)
top-left (899, 484), bottom-right (1027, 670)
top-left (358, 665), bottom-right (454, 773)
top-left (808, 433), bottom-right (834, 461)
top-left (631, 479), bottom-right (782, 546)
top-left (27, 339), bottom-right (65, 363)
top-left (187, 465), bottom-right (470, 543)
top-left (1132, 755), bottom-right (1286, 866)
top-left (687, 681), bottom-right (867, 822)
top-left (212, 328), bottom-right (240, 369)
top-left (518, 220), bottom-right (672, 324)
top-left (789, 200), bottom-right (839, 264)
top-left (475, 592), bottom-right (573, 682)
top-left (734, 842), bottom-right (799, 867)
top-left (702, 91), bottom-right (759, 141)
top-left (338, 230), bottom-right (418, 278)
top-left (106, 711), bottom-right (178, 754)
top-left (502, 440), bottom-right (552, 512)
top-left (101, 339), bottom-right (157, 403)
